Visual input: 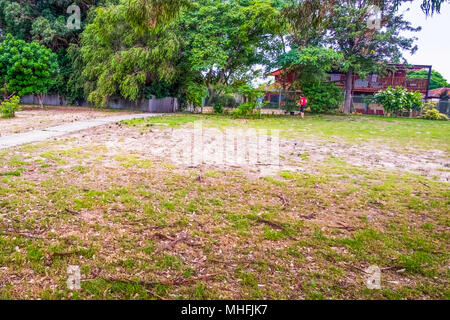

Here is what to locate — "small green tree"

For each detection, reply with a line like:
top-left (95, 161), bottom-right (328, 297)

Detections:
top-left (0, 95), bottom-right (20, 118)
top-left (180, 0), bottom-right (283, 105)
top-left (276, 46), bottom-right (343, 113)
top-left (287, 1), bottom-right (420, 114)
top-left (0, 34), bottom-right (58, 108)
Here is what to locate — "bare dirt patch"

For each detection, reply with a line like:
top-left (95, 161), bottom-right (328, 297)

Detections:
top-left (64, 123), bottom-right (450, 181)
top-left (0, 106), bottom-right (135, 136)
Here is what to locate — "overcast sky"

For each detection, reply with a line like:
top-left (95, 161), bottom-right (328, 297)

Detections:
top-left (400, 0), bottom-right (450, 80)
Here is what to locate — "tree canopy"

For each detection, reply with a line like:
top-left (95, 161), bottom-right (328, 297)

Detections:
top-left (0, 34), bottom-right (58, 107)
top-left (179, 0), bottom-right (284, 103)
top-left (81, 3), bottom-right (182, 106)
top-left (407, 69), bottom-right (450, 90)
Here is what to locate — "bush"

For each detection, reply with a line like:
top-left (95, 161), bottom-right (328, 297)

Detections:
top-left (374, 86), bottom-right (423, 114)
top-left (301, 81), bottom-right (344, 113)
top-left (1, 95), bottom-right (21, 118)
top-left (420, 108), bottom-right (448, 120)
top-left (211, 94), bottom-right (237, 113)
top-left (422, 101), bottom-right (437, 113)
top-left (232, 102), bottom-right (259, 118)
top-left (213, 103), bottom-right (223, 114)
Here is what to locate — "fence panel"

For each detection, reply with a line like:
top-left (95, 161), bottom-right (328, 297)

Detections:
top-left (438, 100), bottom-right (450, 115)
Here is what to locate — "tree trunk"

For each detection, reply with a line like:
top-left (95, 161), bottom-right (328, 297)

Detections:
top-left (3, 81), bottom-right (7, 99)
top-left (343, 71), bottom-right (353, 114)
top-left (37, 94), bottom-right (44, 109)
top-left (206, 86), bottom-right (216, 106)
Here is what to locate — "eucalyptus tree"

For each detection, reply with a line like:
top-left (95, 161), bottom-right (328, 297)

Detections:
top-left (327, 1), bottom-right (420, 113)
top-left (283, 0), bottom-right (421, 113)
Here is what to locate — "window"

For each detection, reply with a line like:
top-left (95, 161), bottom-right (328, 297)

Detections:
top-left (330, 74), bottom-right (341, 81)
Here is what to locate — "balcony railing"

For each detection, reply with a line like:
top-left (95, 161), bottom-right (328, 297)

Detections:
top-left (329, 75), bottom-right (428, 93)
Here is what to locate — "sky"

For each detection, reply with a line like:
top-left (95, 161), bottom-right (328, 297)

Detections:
top-left (400, 0), bottom-right (450, 80)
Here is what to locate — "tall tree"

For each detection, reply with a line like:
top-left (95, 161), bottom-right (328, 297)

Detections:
top-left (0, 0), bottom-right (120, 102)
top-left (323, 1), bottom-right (419, 113)
top-left (81, 3), bottom-right (182, 106)
top-left (179, 0), bottom-right (284, 104)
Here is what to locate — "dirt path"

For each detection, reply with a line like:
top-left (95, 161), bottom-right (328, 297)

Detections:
top-left (0, 106), bottom-right (137, 136)
top-left (0, 113), bottom-right (160, 149)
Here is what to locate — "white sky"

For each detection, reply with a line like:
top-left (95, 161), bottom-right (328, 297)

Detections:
top-left (400, 0), bottom-right (450, 80)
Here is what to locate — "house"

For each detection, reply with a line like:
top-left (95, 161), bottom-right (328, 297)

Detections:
top-left (265, 64), bottom-right (432, 114)
top-left (326, 64), bottom-right (431, 97)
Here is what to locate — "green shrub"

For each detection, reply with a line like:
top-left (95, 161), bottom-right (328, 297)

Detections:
top-left (374, 86), bottom-right (423, 114)
top-left (1, 95), bottom-right (21, 118)
top-left (213, 103), bottom-right (224, 114)
top-left (302, 81), bottom-right (344, 113)
top-left (232, 102), bottom-right (259, 118)
top-left (281, 95), bottom-right (297, 113)
top-left (211, 94), bottom-right (237, 113)
top-left (420, 108), bottom-right (448, 120)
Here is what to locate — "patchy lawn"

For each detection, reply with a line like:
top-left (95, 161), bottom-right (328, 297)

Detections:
top-left (124, 113), bottom-right (450, 152)
top-left (0, 106), bottom-right (136, 137)
top-left (0, 114), bottom-right (448, 299)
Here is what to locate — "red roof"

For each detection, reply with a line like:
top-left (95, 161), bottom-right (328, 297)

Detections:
top-left (428, 88), bottom-right (450, 98)
top-left (269, 69), bottom-right (284, 76)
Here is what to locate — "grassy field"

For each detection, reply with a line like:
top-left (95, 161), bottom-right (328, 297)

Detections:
top-left (0, 113), bottom-right (448, 299)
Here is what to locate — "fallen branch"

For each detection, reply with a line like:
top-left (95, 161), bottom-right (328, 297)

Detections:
top-left (253, 216), bottom-right (284, 230)
top-left (343, 263), bottom-right (368, 274)
top-left (150, 232), bottom-right (175, 241)
top-left (64, 208), bottom-right (80, 215)
top-left (249, 216), bottom-right (298, 240)
top-left (277, 194), bottom-right (289, 210)
top-left (145, 289), bottom-right (167, 300)
top-left (45, 250), bottom-right (82, 266)
top-left (419, 181), bottom-right (430, 188)
top-left (329, 221), bottom-right (355, 231)
top-left (299, 213), bottom-right (316, 220)
top-left (154, 234), bottom-right (190, 254)
top-left (164, 273), bottom-right (219, 285)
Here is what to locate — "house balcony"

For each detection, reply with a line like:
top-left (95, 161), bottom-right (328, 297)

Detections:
top-left (329, 75), bottom-right (429, 94)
